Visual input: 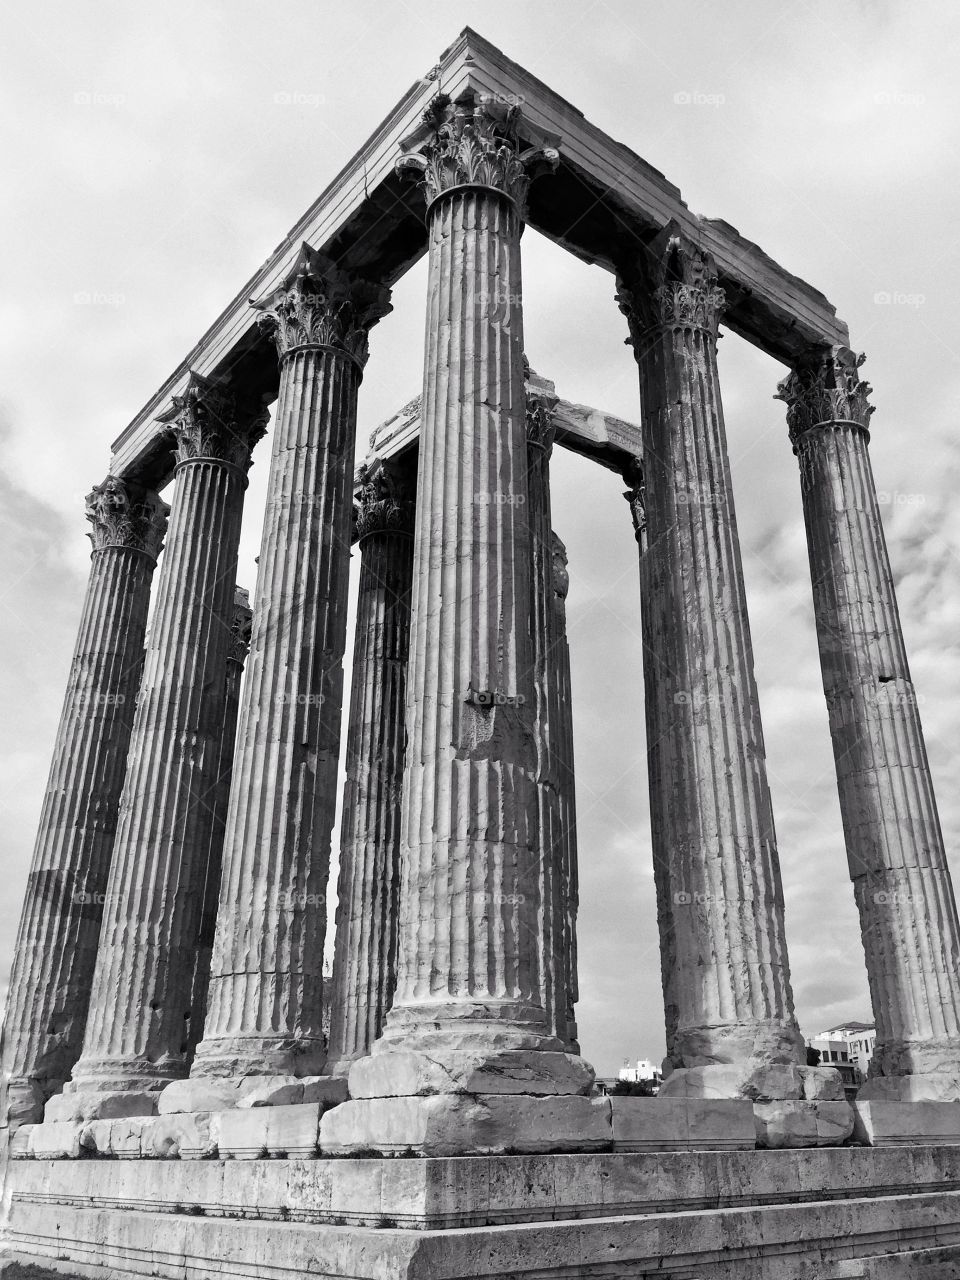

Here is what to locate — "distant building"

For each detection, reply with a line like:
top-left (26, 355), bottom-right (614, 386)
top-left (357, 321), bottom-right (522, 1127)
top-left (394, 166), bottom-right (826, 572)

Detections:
top-left (807, 1021), bottom-right (876, 1090)
top-left (617, 1058), bottom-right (662, 1085)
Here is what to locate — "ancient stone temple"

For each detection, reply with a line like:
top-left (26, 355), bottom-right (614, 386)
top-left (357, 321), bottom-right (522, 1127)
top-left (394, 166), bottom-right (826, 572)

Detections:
top-left (3, 28), bottom-right (960, 1280)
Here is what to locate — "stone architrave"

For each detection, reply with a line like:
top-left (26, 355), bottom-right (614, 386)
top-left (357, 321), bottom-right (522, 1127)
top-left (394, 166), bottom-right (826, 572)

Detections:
top-left (616, 227), bottom-right (808, 1099)
top-left (321, 96), bottom-right (602, 1157)
top-left (325, 463), bottom-right (415, 1078)
top-left (0, 479), bottom-right (167, 1128)
top-left (778, 347), bottom-right (960, 1101)
top-left (186, 246), bottom-right (391, 1086)
top-left (526, 387), bottom-right (576, 1049)
top-left (59, 373), bottom-right (265, 1115)
top-left (187, 586), bottom-right (252, 1061)
top-left (550, 531), bottom-right (580, 1052)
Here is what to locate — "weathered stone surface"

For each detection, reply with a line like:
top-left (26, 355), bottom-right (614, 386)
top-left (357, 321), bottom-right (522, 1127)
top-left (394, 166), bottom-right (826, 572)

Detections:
top-left (29, 1121), bottom-right (83, 1159)
top-left (800, 1066), bottom-right (848, 1101)
top-left (237, 1076), bottom-right (347, 1109)
top-left (67, 374), bottom-right (264, 1098)
top-left (616, 228), bottom-right (805, 1093)
top-left (215, 1102), bottom-right (321, 1159)
top-left (44, 1089), bottom-right (158, 1124)
top-left (660, 1062), bottom-right (809, 1102)
top-left (609, 1097), bottom-right (755, 1151)
top-left (0, 479), bottom-right (166, 1127)
top-left (325, 463), bottom-right (414, 1078)
top-left (778, 346), bottom-right (960, 1093)
top-left (8, 1125), bottom-right (35, 1159)
top-left (158, 1077), bottom-right (244, 1115)
top-left (853, 1100), bottom-right (960, 1146)
top-left (320, 1094), bottom-right (612, 1157)
top-left (348, 1049), bottom-right (594, 1099)
top-left (192, 249), bottom-right (390, 1083)
top-left (754, 1100), bottom-right (854, 1149)
top-left (859, 1074), bottom-right (960, 1103)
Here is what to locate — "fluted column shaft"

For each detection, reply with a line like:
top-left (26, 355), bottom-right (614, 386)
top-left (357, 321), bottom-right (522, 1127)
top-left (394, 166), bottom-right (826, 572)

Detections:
top-left (187, 588), bottom-right (252, 1060)
top-left (551, 532), bottom-right (580, 1050)
top-left (382, 182), bottom-right (551, 1048)
top-left (780, 348), bottom-right (960, 1088)
top-left (193, 248), bottom-right (390, 1077)
top-left (617, 232), bottom-right (804, 1080)
top-left (326, 472), bottom-right (414, 1074)
top-left (69, 376), bottom-right (261, 1094)
top-left (526, 396), bottom-right (575, 1046)
top-left (1, 482), bottom-right (165, 1125)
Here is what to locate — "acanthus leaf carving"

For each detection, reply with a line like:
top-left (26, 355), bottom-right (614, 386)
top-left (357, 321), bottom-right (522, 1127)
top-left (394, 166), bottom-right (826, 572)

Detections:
top-left (354, 462), bottom-right (415, 542)
top-left (85, 476), bottom-right (168, 561)
top-left (228, 586), bottom-right (253, 667)
top-left (616, 227), bottom-right (725, 349)
top-left (157, 371), bottom-right (268, 472)
top-left (775, 345), bottom-right (875, 449)
top-left (252, 244), bottom-right (392, 366)
top-left (396, 92), bottom-right (559, 215)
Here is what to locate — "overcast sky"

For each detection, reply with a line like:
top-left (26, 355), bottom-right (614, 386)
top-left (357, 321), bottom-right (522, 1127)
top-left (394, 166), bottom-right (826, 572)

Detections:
top-left (2, 0), bottom-right (958, 1077)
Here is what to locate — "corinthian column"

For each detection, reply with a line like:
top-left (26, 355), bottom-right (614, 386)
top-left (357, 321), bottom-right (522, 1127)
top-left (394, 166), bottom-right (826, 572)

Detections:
top-left (0, 479), bottom-right (166, 1128)
top-left (58, 373), bottom-right (265, 1116)
top-left (325, 463), bottom-right (415, 1077)
top-left (551, 532), bottom-right (580, 1051)
top-left (187, 587), bottom-right (252, 1061)
top-left (526, 388), bottom-right (574, 1047)
top-left (616, 227), bottom-right (806, 1098)
top-left (322, 97), bottom-right (601, 1158)
top-left (778, 347), bottom-right (960, 1101)
top-left (188, 245), bottom-right (391, 1085)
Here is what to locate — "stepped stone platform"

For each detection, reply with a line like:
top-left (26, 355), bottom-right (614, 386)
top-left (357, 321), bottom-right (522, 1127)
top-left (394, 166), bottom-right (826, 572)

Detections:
top-left (5, 1147), bottom-right (960, 1278)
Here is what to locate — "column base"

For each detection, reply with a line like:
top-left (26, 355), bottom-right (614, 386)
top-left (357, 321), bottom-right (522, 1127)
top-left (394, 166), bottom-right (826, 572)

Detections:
top-left (319, 1092), bottom-right (612, 1156)
top-left (190, 1034), bottom-right (326, 1080)
top-left (859, 1074), bottom-right (960, 1103)
top-left (348, 1048), bottom-right (594, 1098)
top-left (659, 1062), bottom-right (844, 1102)
top-left (853, 1100), bottom-right (960, 1146)
top-left (158, 1075), bottom-right (347, 1114)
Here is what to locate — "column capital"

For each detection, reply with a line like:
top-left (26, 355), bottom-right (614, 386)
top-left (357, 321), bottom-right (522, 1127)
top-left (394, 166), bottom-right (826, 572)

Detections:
top-left (354, 462), bottom-right (415, 542)
top-left (550, 531), bottom-right (569, 605)
top-left (616, 225), bottom-right (726, 347)
top-left (158, 371), bottom-right (268, 472)
top-left (396, 91), bottom-right (558, 216)
top-left (85, 476), bottom-right (168, 561)
top-left (228, 586), bottom-right (253, 667)
top-left (526, 387), bottom-right (557, 454)
top-left (252, 243), bottom-right (392, 368)
top-left (776, 345), bottom-right (875, 450)
top-left (621, 457), bottom-right (647, 551)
